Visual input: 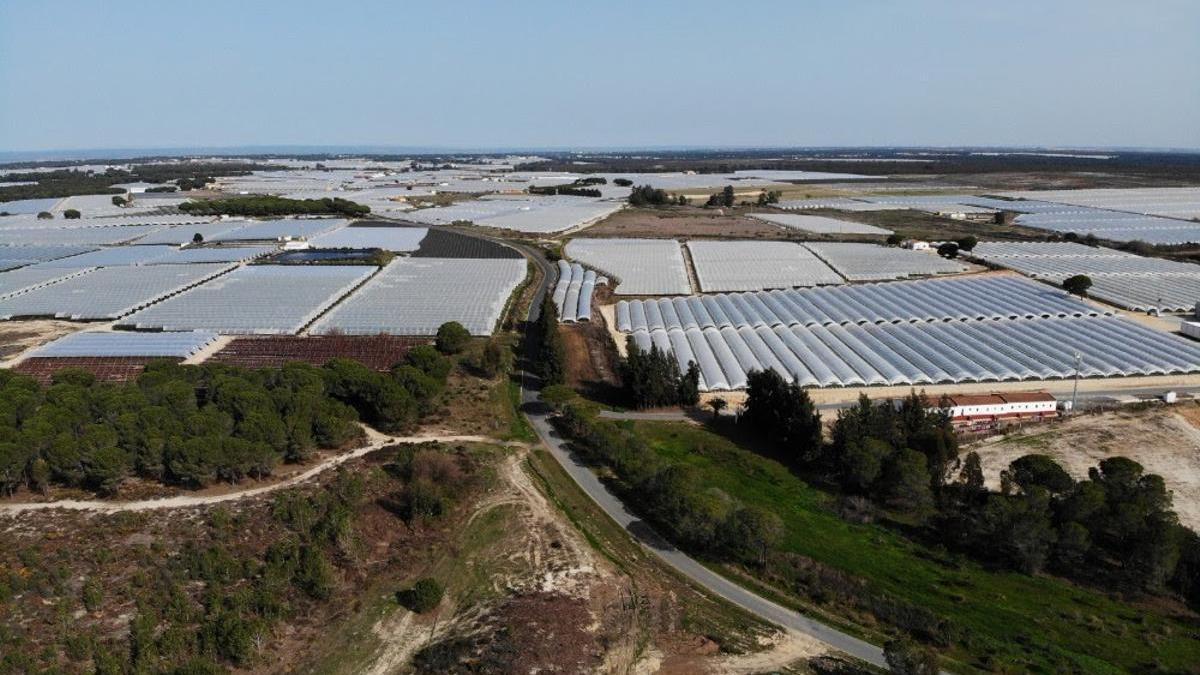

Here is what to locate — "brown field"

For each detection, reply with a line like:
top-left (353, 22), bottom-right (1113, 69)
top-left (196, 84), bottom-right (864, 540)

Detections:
top-left (971, 405), bottom-right (1200, 530)
top-left (12, 356), bottom-right (178, 385)
top-left (207, 335), bottom-right (427, 372)
top-left (0, 320), bottom-right (83, 361)
top-left (579, 206), bottom-right (790, 239)
top-left (560, 322), bottom-right (622, 403)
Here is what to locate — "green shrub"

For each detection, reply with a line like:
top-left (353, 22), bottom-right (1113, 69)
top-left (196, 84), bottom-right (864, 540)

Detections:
top-left (435, 322), bottom-right (471, 355)
top-left (399, 577), bottom-right (444, 613)
top-left (81, 577), bottom-right (103, 611)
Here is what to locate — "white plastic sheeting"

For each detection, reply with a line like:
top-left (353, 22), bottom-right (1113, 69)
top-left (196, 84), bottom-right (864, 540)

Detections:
top-left (1000, 187), bottom-right (1200, 220)
top-left (403, 195), bottom-right (621, 233)
top-left (748, 213), bottom-right (893, 235)
top-left (630, 316), bottom-right (1200, 392)
top-left (0, 263), bottom-right (234, 320)
top-left (551, 260), bottom-right (598, 322)
top-left (209, 219), bottom-right (347, 242)
top-left (152, 246), bottom-right (277, 265)
top-left (564, 238), bottom-right (691, 295)
top-left (310, 257), bottom-right (526, 336)
top-left (687, 240), bottom-right (843, 292)
top-left (803, 242), bottom-right (967, 281)
top-left (0, 266), bottom-right (94, 299)
top-left (33, 330), bottom-right (219, 358)
top-left (616, 276), bottom-right (1101, 333)
top-left (309, 226), bottom-right (429, 251)
top-left (31, 245), bottom-right (179, 268)
top-left (133, 222), bottom-right (251, 245)
top-left (0, 245), bottom-right (96, 270)
top-left (0, 225), bottom-right (168, 246)
top-left (122, 265), bottom-right (373, 334)
top-left (969, 241), bottom-right (1200, 313)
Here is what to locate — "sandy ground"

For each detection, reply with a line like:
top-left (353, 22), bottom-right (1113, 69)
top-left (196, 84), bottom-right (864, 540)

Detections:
top-left (708, 629), bottom-right (828, 674)
top-left (0, 319), bottom-right (87, 363)
top-left (182, 334), bottom-right (234, 364)
top-left (359, 447), bottom-right (627, 674)
top-left (971, 407), bottom-right (1200, 530)
top-left (359, 443), bottom-right (830, 674)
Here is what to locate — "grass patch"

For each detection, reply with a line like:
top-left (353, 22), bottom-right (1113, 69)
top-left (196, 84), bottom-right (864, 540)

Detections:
top-left (632, 421), bottom-right (1200, 674)
top-left (501, 379), bottom-right (536, 442)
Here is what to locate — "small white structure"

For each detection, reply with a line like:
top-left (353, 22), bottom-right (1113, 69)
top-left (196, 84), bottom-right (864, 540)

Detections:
top-left (902, 239), bottom-right (930, 251)
top-left (111, 181), bottom-right (169, 194)
top-left (943, 392), bottom-right (1058, 426)
top-left (1183, 321), bottom-right (1200, 340)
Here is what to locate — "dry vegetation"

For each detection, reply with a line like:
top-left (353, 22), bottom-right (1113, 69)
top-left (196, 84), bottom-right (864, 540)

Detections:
top-left (580, 206), bottom-right (789, 239)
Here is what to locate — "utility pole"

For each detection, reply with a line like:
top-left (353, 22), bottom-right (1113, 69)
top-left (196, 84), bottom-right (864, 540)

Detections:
top-left (1070, 351), bottom-right (1082, 414)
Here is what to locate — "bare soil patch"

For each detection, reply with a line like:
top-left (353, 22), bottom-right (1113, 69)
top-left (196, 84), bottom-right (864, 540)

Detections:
top-left (0, 319), bottom-right (82, 360)
top-left (581, 206), bottom-right (788, 239)
top-left (970, 406), bottom-right (1200, 529)
top-left (561, 322), bottom-right (622, 403)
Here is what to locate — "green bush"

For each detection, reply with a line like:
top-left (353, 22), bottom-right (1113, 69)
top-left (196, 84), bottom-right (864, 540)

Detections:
top-left (398, 577), bottom-right (444, 613)
top-left (435, 322), bottom-right (471, 355)
top-left (81, 577), bottom-right (103, 611)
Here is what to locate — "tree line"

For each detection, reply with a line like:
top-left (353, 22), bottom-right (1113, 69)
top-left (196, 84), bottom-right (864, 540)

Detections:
top-left (0, 162), bottom-right (260, 202)
top-left (528, 185), bottom-right (602, 198)
top-left (705, 185), bottom-right (735, 208)
top-left (529, 297), bottom-right (566, 385)
top-left (627, 184), bottom-right (678, 207)
top-left (545, 391), bottom-right (783, 564)
top-left (180, 196), bottom-right (370, 217)
top-left (0, 443), bottom-right (474, 672)
top-left (0, 345), bottom-right (454, 496)
top-left (736, 373), bottom-right (1200, 610)
top-left (619, 340), bottom-right (699, 408)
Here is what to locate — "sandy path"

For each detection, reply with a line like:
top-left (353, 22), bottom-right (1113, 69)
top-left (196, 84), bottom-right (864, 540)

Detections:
top-left (709, 629), bottom-right (828, 674)
top-left (0, 427), bottom-right (502, 514)
top-left (360, 448), bottom-right (614, 674)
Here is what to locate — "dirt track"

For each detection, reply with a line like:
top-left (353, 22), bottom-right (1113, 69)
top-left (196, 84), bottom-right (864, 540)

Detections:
top-left (0, 427), bottom-right (509, 514)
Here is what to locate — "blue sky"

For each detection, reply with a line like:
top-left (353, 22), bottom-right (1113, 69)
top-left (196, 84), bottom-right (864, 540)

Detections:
top-left (1, 0), bottom-right (1198, 153)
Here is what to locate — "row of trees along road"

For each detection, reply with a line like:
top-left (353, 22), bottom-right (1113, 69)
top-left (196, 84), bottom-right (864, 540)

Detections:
top-left (620, 340), bottom-right (699, 409)
top-left (544, 388), bottom-right (784, 564)
top-left (529, 297), bottom-right (566, 385)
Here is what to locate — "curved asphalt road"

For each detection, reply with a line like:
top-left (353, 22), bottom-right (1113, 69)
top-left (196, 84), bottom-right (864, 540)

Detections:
top-left (512, 245), bottom-right (889, 670)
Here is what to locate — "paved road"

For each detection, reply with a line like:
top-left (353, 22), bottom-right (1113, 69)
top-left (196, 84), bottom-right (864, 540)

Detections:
top-left (511, 247), bottom-right (889, 669)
